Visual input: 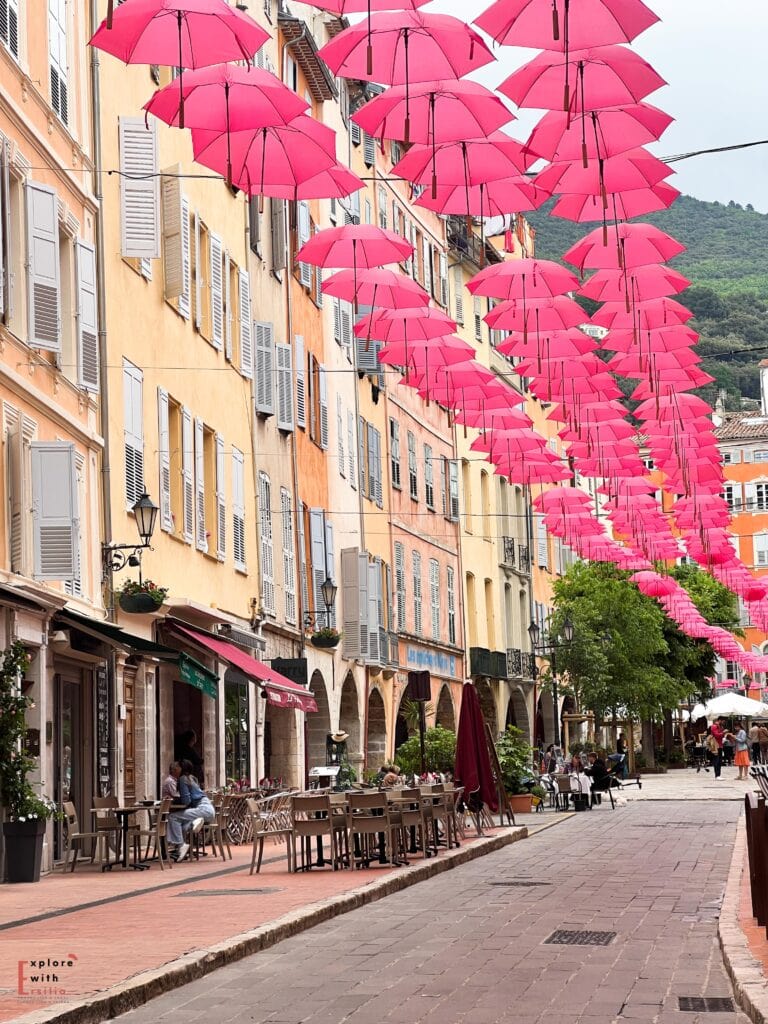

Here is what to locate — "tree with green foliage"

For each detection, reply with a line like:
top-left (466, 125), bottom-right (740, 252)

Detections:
top-left (394, 726), bottom-right (456, 776)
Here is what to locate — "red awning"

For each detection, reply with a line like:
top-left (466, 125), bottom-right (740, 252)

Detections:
top-left (171, 624), bottom-right (317, 713)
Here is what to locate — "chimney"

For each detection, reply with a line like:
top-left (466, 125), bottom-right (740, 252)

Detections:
top-left (760, 360), bottom-right (768, 415)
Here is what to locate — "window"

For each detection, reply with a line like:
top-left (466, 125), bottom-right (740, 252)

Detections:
top-left (448, 460), bottom-right (459, 522)
top-left (248, 195), bottom-right (261, 256)
top-left (757, 484), bottom-right (768, 511)
top-left (536, 513), bottom-right (549, 568)
top-left (194, 418), bottom-right (214, 553)
top-left (276, 343), bottom-right (295, 431)
top-left (49, 0), bottom-right (68, 124)
top-left (119, 117), bottom-right (160, 260)
top-left (367, 422), bottom-right (382, 507)
top-left (337, 394), bottom-right (345, 478)
top-left (725, 660), bottom-right (739, 682)
top-left (466, 572), bottom-right (477, 647)
top-left (412, 550), bottom-right (422, 635)
top-left (30, 441), bottom-right (79, 582)
top-left (473, 297), bottom-right (482, 342)
top-left (447, 566), bottom-right (456, 645)
top-left (453, 266), bottom-right (464, 324)
top-left (270, 199), bottom-right (287, 273)
top-left (254, 322), bottom-right (275, 416)
top-left (281, 487), bottom-right (296, 624)
top-left (259, 471), bottom-right (275, 612)
top-left (26, 180), bottom-right (61, 351)
top-left (358, 415), bottom-right (367, 494)
top-left (755, 534), bottom-right (768, 567)
top-left (238, 269), bottom-right (252, 378)
top-left (462, 460), bottom-right (472, 531)
top-left (157, 388), bottom-right (172, 534)
top-left (215, 434), bottom-right (225, 560)
top-left (429, 559), bottom-right (440, 640)
top-left (123, 360), bottom-right (144, 509)
top-left (407, 430), bottom-right (418, 500)
top-left (424, 444), bottom-right (434, 510)
top-left (754, 451), bottom-right (768, 463)
top-left (1, 0), bottom-right (19, 58)
top-left (394, 542), bottom-right (406, 632)
top-left (390, 417), bottom-right (401, 489)
top-left (232, 448), bottom-right (246, 571)
top-left (722, 450), bottom-right (737, 465)
top-left (480, 470), bottom-right (490, 539)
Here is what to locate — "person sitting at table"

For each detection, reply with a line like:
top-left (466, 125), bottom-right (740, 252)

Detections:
top-left (584, 751), bottom-right (612, 804)
top-left (162, 761), bottom-right (181, 801)
top-left (167, 760), bottom-right (216, 861)
top-left (569, 755), bottom-right (592, 807)
top-left (381, 765), bottom-right (401, 789)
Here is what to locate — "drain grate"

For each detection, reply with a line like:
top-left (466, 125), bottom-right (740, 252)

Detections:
top-left (544, 929), bottom-right (616, 946)
top-left (678, 996), bottom-right (735, 1012)
top-left (173, 887), bottom-right (282, 897)
top-left (489, 881), bottom-right (551, 888)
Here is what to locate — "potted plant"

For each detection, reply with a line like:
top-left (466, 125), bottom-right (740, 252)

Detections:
top-left (530, 783), bottom-right (547, 811)
top-left (496, 726), bottom-right (536, 813)
top-left (1, 641), bottom-right (58, 882)
top-left (118, 579), bottom-right (168, 614)
top-left (310, 626), bottom-right (341, 650)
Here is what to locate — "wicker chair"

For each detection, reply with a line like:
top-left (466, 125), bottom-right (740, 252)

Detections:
top-left (61, 802), bottom-right (109, 871)
top-left (131, 797), bottom-right (173, 869)
top-left (246, 795), bottom-right (293, 874)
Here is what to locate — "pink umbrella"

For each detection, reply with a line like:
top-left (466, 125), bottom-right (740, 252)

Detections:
top-left (605, 325), bottom-right (699, 353)
top-left (474, 0), bottom-right (658, 50)
top-left (91, 0), bottom-right (268, 129)
top-left (485, 296), bottom-right (587, 333)
top-left (524, 103), bottom-right (673, 165)
top-left (355, 306), bottom-right (457, 343)
top-left (392, 133), bottom-right (528, 199)
top-left (538, 148), bottom-right (673, 199)
top-left (468, 258), bottom-right (579, 301)
top-left (322, 267), bottom-right (428, 309)
top-left (318, 12), bottom-right (494, 124)
top-left (379, 334), bottom-right (474, 367)
top-left (297, 225), bottom-right (413, 271)
top-left (351, 80), bottom-right (513, 146)
top-left (265, 164), bottom-right (364, 201)
top-left (456, 405), bottom-right (531, 429)
top-left (592, 296), bottom-right (694, 330)
top-left (551, 181), bottom-right (680, 223)
top-left (499, 45), bottom-right (665, 112)
top-left (580, 265), bottom-right (691, 304)
top-left (565, 222), bottom-right (685, 272)
top-left (415, 176), bottom-right (548, 218)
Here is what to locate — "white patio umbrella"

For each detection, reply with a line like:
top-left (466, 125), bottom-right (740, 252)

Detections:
top-left (691, 692), bottom-right (768, 721)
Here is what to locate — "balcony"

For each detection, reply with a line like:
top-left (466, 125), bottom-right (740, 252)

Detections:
top-left (490, 650), bottom-right (508, 680)
top-left (521, 652), bottom-right (536, 679)
top-left (502, 536), bottom-right (515, 567)
top-left (470, 647), bottom-right (492, 678)
top-left (506, 647), bottom-right (522, 677)
top-left (517, 545), bottom-right (530, 573)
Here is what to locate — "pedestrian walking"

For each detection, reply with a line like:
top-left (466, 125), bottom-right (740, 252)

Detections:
top-left (759, 722), bottom-right (768, 764)
top-left (709, 717), bottom-right (726, 779)
top-left (730, 721), bottom-right (751, 781)
top-left (749, 722), bottom-right (761, 765)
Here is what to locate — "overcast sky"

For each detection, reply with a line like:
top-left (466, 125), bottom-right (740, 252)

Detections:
top-left (431, 0), bottom-right (768, 211)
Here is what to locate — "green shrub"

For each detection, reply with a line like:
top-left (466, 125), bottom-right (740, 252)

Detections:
top-left (394, 726), bottom-right (456, 776)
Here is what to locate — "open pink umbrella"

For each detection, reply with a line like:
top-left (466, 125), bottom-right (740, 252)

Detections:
top-left (266, 164), bottom-right (364, 201)
top-left (297, 224), bottom-right (412, 269)
top-left (485, 295), bottom-right (586, 333)
top-left (580, 265), bottom-right (691, 304)
top-left (415, 177), bottom-right (548, 218)
top-left (538, 147), bottom-right (673, 198)
top-left (605, 325), bottom-right (699, 353)
top-left (351, 80), bottom-right (513, 146)
top-left (92, 0), bottom-right (268, 128)
top-left (498, 330), bottom-right (597, 360)
top-left (474, 0), bottom-right (658, 51)
top-left (551, 181), bottom-right (680, 223)
top-left (592, 296), bottom-right (694, 331)
top-left (355, 306), bottom-right (456, 343)
top-left (393, 133), bottom-right (528, 199)
top-left (525, 103), bottom-right (672, 165)
top-left (379, 334), bottom-right (474, 368)
top-left (468, 258), bottom-right (578, 301)
top-left (322, 267), bottom-right (428, 309)
top-left (565, 222), bottom-right (685, 272)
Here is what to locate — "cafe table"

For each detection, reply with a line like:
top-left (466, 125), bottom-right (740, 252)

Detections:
top-left (93, 803), bottom-right (156, 871)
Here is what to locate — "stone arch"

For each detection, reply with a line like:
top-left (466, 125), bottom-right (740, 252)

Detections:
top-left (366, 686), bottom-right (387, 769)
top-left (475, 678), bottom-right (498, 737)
top-left (537, 690), bottom-right (555, 747)
top-left (435, 684), bottom-right (456, 732)
top-left (507, 686), bottom-right (531, 742)
top-left (263, 701), bottom-right (299, 787)
top-left (394, 681), bottom-right (414, 755)
top-left (339, 672), bottom-right (361, 756)
top-left (306, 670), bottom-right (331, 769)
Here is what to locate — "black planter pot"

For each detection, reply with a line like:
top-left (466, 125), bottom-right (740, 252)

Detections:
top-left (119, 592), bottom-right (160, 614)
top-left (310, 635), bottom-right (340, 650)
top-left (3, 818), bottom-right (45, 883)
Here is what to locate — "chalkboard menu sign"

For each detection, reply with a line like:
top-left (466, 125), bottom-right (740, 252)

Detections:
top-left (96, 666), bottom-right (111, 796)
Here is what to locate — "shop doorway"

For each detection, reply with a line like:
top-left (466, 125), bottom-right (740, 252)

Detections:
top-left (54, 668), bottom-right (92, 861)
top-left (224, 669), bottom-right (250, 787)
top-left (173, 680), bottom-right (204, 785)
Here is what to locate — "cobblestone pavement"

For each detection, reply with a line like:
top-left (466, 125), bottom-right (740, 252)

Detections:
top-left (116, 801), bottom-right (748, 1024)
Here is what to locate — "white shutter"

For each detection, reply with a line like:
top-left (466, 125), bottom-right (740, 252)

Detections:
top-left (223, 251), bottom-right (232, 359)
top-left (333, 297), bottom-right (341, 344)
top-left (119, 117), bottom-right (160, 259)
top-left (49, 0), bottom-right (68, 123)
top-left (340, 302), bottom-right (352, 362)
top-left (178, 197), bottom-right (191, 319)
top-left (316, 264), bottom-right (323, 306)
top-left (30, 441), bottom-right (78, 581)
top-left (161, 167), bottom-right (183, 299)
top-left (439, 251), bottom-right (448, 306)
top-left (298, 201), bottom-right (311, 287)
top-left (449, 460), bottom-right (460, 521)
top-left (26, 181), bottom-right (60, 350)
top-left (281, 487), bottom-right (296, 624)
top-left (232, 447), bottom-right (246, 570)
top-left (123, 361), bottom-right (143, 508)
top-left (350, 121), bottom-right (361, 147)
top-left (342, 548), bottom-right (362, 660)
top-left (276, 343), bottom-right (294, 431)
top-left (395, 542), bottom-right (405, 631)
top-left (356, 327), bottom-right (378, 374)
top-left (298, 502), bottom-right (309, 616)
top-left (377, 186), bottom-right (387, 229)
top-left (325, 519), bottom-right (336, 627)
top-left (157, 387), bottom-right (172, 533)
top-left (0, 136), bottom-right (9, 320)
top-left (181, 405), bottom-right (193, 543)
top-left (371, 427), bottom-right (382, 507)
top-left (412, 550), bottom-right (422, 635)
top-left (309, 507), bottom-right (325, 615)
top-left (254, 321), bottom-right (275, 415)
top-left (454, 266), bottom-right (464, 324)
top-left (215, 433), bottom-right (225, 561)
top-left (7, 428), bottom-right (26, 574)
top-left (536, 513), bottom-right (549, 568)
top-left (295, 335), bottom-right (306, 428)
top-left (1, 0), bottom-right (19, 57)
top-left (337, 393), bottom-right (345, 478)
top-left (194, 211), bottom-right (202, 330)
top-left (194, 417), bottom-right (207, 552)
top-left (209, 232), bottom-right (224, 349)
top-left (319, 365), bottom-right (329, 449)
top-left (367, 559), bottom-right (380, 665)
top-left (75, 240), bottom-right (99, 391)
top-left (270, 198), bottom-right (286, 272)
top-left (239, 269), bottom-right (252, 378)
top-left (363, 132), bottom-right (375, 167)
top-left (430, 558), bottom-right (440, 640)
top-left (347, 410), bottom-right (356, 487)
top-left (259, 472), bottom-right (275, 612)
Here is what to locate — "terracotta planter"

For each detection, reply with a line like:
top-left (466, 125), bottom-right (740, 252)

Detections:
top-left (119, 592), bottom-right (160, 614)
top-left (508, 793), bottom-right (534, 814)
top-left (3, 818), bottom-right (45, 883)
top-left (310, 634), bottom-right (340, 650)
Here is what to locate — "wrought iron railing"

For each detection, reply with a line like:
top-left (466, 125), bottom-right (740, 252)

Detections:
top-left (506, 647), bottom-right (522, 677)
top-left (502, 536), bottom-right (515, 567)
top-left (517, 544), bottom-right (530, 573)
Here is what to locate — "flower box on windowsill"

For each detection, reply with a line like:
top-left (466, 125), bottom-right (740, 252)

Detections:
top-left (117, 580), bottom-right (168, 615)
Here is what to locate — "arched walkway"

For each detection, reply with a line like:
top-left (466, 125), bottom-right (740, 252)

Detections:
top-left (394, 681), bottom-right (414, 755)
top-left (505, 698), bottom-right (517, 729)
top-left (537, 690), bottom-right (555, 747)
top-left (339, 672), bottom-right (361, 755)
top-left (507, 686), bottom-right (531, 743)
top-left (435, 685), bottom-right (455, 732)
top-left (475, 678), bottom-right (498, 737)
top-left (366, 687), bottom-right (387, 768)
top-left (306, 669), bottom-right (331, 769)
top-left (263, 702), bottom-right (299, 786)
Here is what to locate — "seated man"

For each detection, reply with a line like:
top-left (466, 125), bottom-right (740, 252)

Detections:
top-left (585, 752), bottom-right (612, 804)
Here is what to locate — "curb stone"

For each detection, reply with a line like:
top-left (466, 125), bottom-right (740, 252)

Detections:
top-left (719, 816), bottom-right (768, 1023)
top-left (10, 826), bottom-right (528, 1024)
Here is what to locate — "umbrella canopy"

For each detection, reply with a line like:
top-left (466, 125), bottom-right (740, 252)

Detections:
top-left (580, 265), bottom-right (691, 303)
top-left (538, 148), bottom-right (673, 197)
top-left (452, 700), bottom-right (507, 824)
top-left (474, 0), bottom-right (659, 50)
top-left (468, 258), bottom-right (579, 300)
top-left (565, 222), bottom-right (686, 272)
top-left (296, 225), bottom-right (413, 269)
top-left (691, 693), bottom-right (768, 721)
top-left (322, 267), bottom-right (429, 308)
top-left (415, 176), bottom-right (547, 217)
top-left (487, 296), bottom-right (587, 333)
top-left (355, 306), bottom-right (456, 343)
top-left (551, 181), bottom-right (680, 222)
top-left (524, 103), bottom-right (673, 163)
top-left (392, 133), bottom-right (528, 198)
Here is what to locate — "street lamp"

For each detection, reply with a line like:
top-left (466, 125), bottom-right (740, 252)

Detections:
top-left (133, 492), bottom-right (159, 547)
top-left (320, 578), bottom-right (338, 615)
top-left (303, 576), bottom-right (338, 629)
top-left (103, 492), bottom-right (159, 573)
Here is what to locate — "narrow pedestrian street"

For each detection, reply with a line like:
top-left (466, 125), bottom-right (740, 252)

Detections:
top-left (116, 799), bottom-right (748, 1024)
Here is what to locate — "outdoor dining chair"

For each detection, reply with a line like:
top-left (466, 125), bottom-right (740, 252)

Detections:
top-left (92, 795), bottom-right (123, 859)
top-left (62, 802), bottom-right (110, 871)
top-left (246, 796), bottom-right (293, 874)
top-left (131, 797), bottom-right (173, 869)
top-left (290, 793), bottom-right (347, 871)
top-left (346, 791), bottom-right (403, 869)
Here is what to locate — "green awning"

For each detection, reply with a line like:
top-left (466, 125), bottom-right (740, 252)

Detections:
top-left (55, 611), bottom-right (180, 659)
top-left (179, 653), bottom-right (219, 700)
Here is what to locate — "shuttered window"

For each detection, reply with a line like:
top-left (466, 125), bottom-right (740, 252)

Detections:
top-left (295, 335), bottom-right (306, 428)
top-left (1, 0), bottom-right (19, 58)
top-left (26, 180), bottom-right (60, 350)
top-left (394, 541), bottom-right (405, 632)
top-left (430, 559), bottom-right (440, 640)
top-left (536, 513), bottom-right (549, 568)
top-left (223, 250), bottom-right (232, 359)
top-left (7, 423), bottom-right (27, 574)
top-left (254, 321), bottom-right (275, 415)
top-left (367, 558), bottom-right (381, 664)
top-left (407, 430), bottom-right (418, 501)
top-left (215, 433), bottom-right (225, 560)
top-left (318, 365), bottom-right (329, 449)
top-left (49, 0), bottom-right (68, 124)
top-left (209, 232), bottom-right (224, 349)
top-left (438, 251), bottom-right (448, 307)
top-left (367, 425), bottom-right (382, 508)
top-left (424, 444), bottom-right (434, 510)
top-left (363, 131), bottom-right (375, 167)
top-left (422, 238), bottom-right (432, 296)
top-left (297, 201), bottom-right (311, 287)
top-left (276, 343), bottom-right (294, 431)
top-left (447, 566), bottom-right (456, 645)
top-left (123, 361), bottom-right (144, 509)
top-left (454, 266), bottom-right (464, 324)
top-left (119, 117), bottom-right (160, 259)
top-left (31, 441), bottom-right (78, 582)
top-left (347, 410), bottom-right (356, 488)
top-left (157, 387), bottom-right (172, 533)
top-left (377, 186), bottom-right (387, 229)
top-left (270, 199), bottom-right (287, 272)
top-left (474, 297), bottom-right (482, 341)
top-left (341, 547), bottom-right (369, 661)
top-left (337, 394), bottom-right (345, 478)
top-left (309, 507), bottom-right (326, 616)
top-left (194, 418), bottom-right (207, 552)
top-left (181, 406), bottom-right (194, 543)
top-left (448, 460), bottom-right (460, 521)
top-left (75, 240), bottom-right (99, 391)
top-left (232, 447), bottom-right (246, 571)
top-left (412, 550), bottom-right (422, 636)
top-left (161, 168), bottom-right (183, 300)
top-left (238, 269), bottom-right (253, 378)
top-left (390, 418), bottom-right (401, 489)
top-left (259, 471), bottom-right (275, 612)
top-left (281, 487), bottom-right (297, 624)
top-left (0, 135), bottom-right (9, 322)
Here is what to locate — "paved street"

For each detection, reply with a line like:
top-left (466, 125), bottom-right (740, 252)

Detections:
top-left (117, 800), bottom-right (748, 1024)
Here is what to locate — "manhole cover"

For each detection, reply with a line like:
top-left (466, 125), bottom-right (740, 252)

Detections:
top-left (173, 888), bottom-right (282, 897)
top-left (489, 881), bottom-right (551, 888)
top-left (678, 997), bottom-right (735, 1012)
top-left (544, 930), bottom-right (616, 946)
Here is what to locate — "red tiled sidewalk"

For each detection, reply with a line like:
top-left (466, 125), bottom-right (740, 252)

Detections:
top-left (0, 826), bottom-right (518, 1023)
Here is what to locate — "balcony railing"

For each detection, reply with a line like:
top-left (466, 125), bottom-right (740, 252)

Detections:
top-left (470, 647), bottom-right (492, 677)
top-left (521, 652), bottom-right (536, 679)
top-left (502, 536), bottom-right (515, 567)
top-left (490, 650), bottom-right (508, 680)
top-left (517, 545), bottom-right (530, 573)
top-left (506, 647), bottom-right (522, 677)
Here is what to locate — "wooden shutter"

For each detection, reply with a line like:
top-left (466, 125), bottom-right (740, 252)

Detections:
top-left (193, 211), bottom-right (202, 330)
top-left (363, 131), bottom-right (375, 167)
top-left (440, 455), bottom-right (447, 516)
top-left (422, 238), bottom-right (432, 296)
top-left (298, 501), bottom-right (309, 616)
top-left (194, 417), bottom-right (207, 552)
top-left (254, 321), bottom-right (275, 414)
top-left (297, 201), bottom-right (311, 286)
top-left (161, 167), bottom-right (183, 299)
top-left (259, 472), bottom-right (275, 612)
top-left (367, 559), bottom-right (380, 664)
top-left (412, 550), bottom-right (422, 635)
top-left (215, 433), bottom-right (225, 561)
top-left (178, 197), bottom-right (191, 319)
top-left (7, 428), bottom-right (26, 573)
top-left (223, 251), bottom-right (232, 359)
top-left (30, 441), bottom-right (78, 581)
top-left (337, 393), bottom-right (345, 478)
top-left (454, 266), bottom-right (463, 324)
top-left (356, 328), bottom-right (378, 374)
top-left (281, 487), bottom-right (297, 624)
top-left (181, 405), bottom-right (193, 543)
top-left (319, 366), bottom-right (329, 449)
top-left (309, 507), bottom-right (325, 614)
top-left (340, 301), bottom-right (352, 361)
top-left (75, 240), bottom-right (99, 390)
top-left (439, 251), bottom-right (448, 306)
top-left (449, 460), bottom-right (460, 520)
top-left (295, 335), bottom-right (306, 428)
top-left (209, 232), bottom-right (224, 349)
top-left (26, 180), bottom-right (60, 350)
top-left (371, 427), bottom-right (382, 507)
top-left (119, 117), bottom-right (160, 259)
top-left (238, 269), bottom-right (252, 378)
top-left (325, 520), bottom-right (336, 627)
top-left (123, 362), bottom-right (143, 507)
top-left (395, 542), bottom-right (405, 631)
top-left (270, 199), bottom-right (286, 272)
top-left (347, 410), bottom-right (356, 486)
top-left (276, 343), bottom-right (294, 431)
top-left (157, 387), bottom-right (172, 533)
top-left (430, 559), bottom-right (440, 639)
top-left (341, 547), bottom-right (369, 660)
top-left (232, 447), bottom-right (246, 570)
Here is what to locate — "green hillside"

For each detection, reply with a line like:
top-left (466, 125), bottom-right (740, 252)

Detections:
top-left (527, 195), bottom-right (768, 407)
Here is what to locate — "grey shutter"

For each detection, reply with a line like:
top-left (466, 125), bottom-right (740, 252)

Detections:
top-left (215, 433), bottom-right (225, 560)
top-left (259, 472), bottom-right (275, 612)
top-left (161, 166), bottom-right (183, 299)
top-left (449, 461), bottom-right (460, 521)
top-left (26, 180), bottom-right (60, 350)
top-left (412, 550), bottom-right (422, 635)
top-left (157, 387), bottom-right (172, 533)
top-left (358, 416), bottom-right (366, 494)
top-left (123, 362), bottom-right (144, 508)
top-left (75, 240), bottom-right (99, 391)
top-left (319, 366), bottom-right (329, 449)
top-left (356, 328), bottom-right (378, 374)
top-left (454, 266), bottom-right (464, 324)
top-left (232, 448), bottom-right (246, 569)
top-left (8, 428), bottom-right (26, 573)
top-left (209, 232), bottom-right (224, 349)
top-left (309, 507), bottom-right (325, 615)
top-left (395, 542), bottom-right (405, 631)
top-left (276, 343), bottom-right (294, 431)
top-left (367, 423), bottom-right (375, 500)
top-left (363, 132), bottom-right (375, 167)
top-left (298, 503), bottom-right (309, 616)
top-left (333, 297), bottom-right (341, 344)
top-left (119, 117), bottom-right (160, 259)
top-left (193, 211), bottom-right (202, 331)
top-left (297, 201), bottom-right (311, 286)
top-left (337, 393), bottom-right (345, 478)
top-left (325, 520), bottom-right (336, 627)
top-left (340, 302), bottom-right (352, 361)
top-left (341, 547), bottom-right (364, 660)
top-left (350, 121), bottom-right (361, 146)
top-left (194, 417), bottom-right (207, 552)
top-left (439, 251), bottom-right (448, 306)
top-left (367, 559), bottom-right (380, 665)
top-left (440, 455), bottom-right (447, 516)
top-left (386, 562), bottom-right (394, 637)
top-left (270, 199), bottom-right (286, 272)
top-left (372, 428), bottom-right (382, 507)
top-left (181, 405), bottom-right (194, 543)
top-left (239, 269), bottom-right (253, 378)
top-left (254, 321), bottom-right (275, 415)
top-left (49, 0), bottom-right (68, 123)
top-left (31, 441), bottom-right (78, 581)
top-left (281, 488), bottom-right (297, 624)
top-left (295, 335), bottom-right (306, 428)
